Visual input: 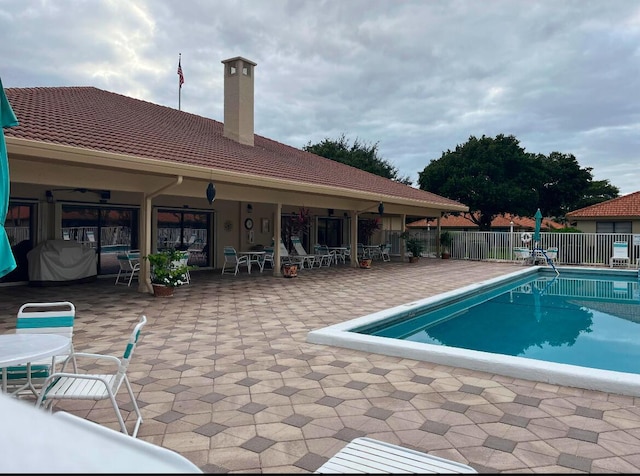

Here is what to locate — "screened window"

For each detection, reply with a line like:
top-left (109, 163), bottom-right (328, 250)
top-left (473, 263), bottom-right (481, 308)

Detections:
top-left (596, 221), bottom-right (632, 233)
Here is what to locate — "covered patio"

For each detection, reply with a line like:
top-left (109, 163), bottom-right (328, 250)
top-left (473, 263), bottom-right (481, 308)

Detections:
top-left (2, 259), bottom-right (640, 473)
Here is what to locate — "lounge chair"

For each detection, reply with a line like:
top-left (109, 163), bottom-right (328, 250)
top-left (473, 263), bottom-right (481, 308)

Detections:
top-left (316, 437), bottom-right (477, 473)
top-left (610, 241), bottom-right (630, 268)
top-left (290, 236), bottom-right (317, 268)
top-left (279, 239), bottom-right (305, 269)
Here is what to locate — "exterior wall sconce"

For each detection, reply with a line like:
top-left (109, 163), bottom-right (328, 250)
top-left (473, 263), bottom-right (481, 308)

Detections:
top-left (247, 203), bottom-right (253, 213)
top-left (45, 190), bottom-right (54, 203)
top-left (378, 202), bottom-right (384, 216)
top-left (206, 182), bottom-right (216, 205)
top-left (328, 208), bottom-right (334, 216)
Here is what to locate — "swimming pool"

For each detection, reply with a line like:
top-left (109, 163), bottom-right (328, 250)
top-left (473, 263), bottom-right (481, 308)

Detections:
top-left (307, 266), bottom-right (640, 396)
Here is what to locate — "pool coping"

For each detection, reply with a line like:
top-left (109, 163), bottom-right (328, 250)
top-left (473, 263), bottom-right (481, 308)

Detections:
top-left (307, 265), bottom-right (640, 397)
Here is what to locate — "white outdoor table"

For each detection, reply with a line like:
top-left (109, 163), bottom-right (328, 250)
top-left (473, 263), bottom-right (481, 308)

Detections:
top-left (0, 333), bottom-right (70, 395)
top-left (0, 394), bottom-right (202, 473)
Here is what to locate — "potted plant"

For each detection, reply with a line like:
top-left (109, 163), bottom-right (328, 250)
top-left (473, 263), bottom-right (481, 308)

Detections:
top-left (358, 217), bottom-right (382, 268)
top-left (440, 230), bottom-right (452, 259)
top-left (144, 249), bottom-right (191, 297)
top-left (400, 232), bottom-right (424, 263)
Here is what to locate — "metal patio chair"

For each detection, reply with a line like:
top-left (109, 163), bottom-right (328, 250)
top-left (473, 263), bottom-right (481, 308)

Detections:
top-left (1, 301), bottom-right (77, 397)
top-left (35, 314), bottom-right (147, 438)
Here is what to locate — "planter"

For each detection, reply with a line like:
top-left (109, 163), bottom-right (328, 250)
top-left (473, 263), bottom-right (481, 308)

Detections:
top-left (441, 252), bottom-right (451, 259)
top-left (359, 258), bottom-right (372, 269)
top-left (282, 264), bottom-right (298, 278)
top-left (152, 284), bottom-right (175, 297)
top-left (409, 256), bottom-right (420, 263)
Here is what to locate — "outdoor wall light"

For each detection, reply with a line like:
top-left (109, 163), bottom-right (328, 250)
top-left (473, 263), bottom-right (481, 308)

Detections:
top-left (206, 182), bottom-right (216, 205)
top-left (247, 203), bottom-right (253, 213)
top-left (378, 202), bottom-right (384, 216)
top-left (45, 190), bottom-right (54, 203)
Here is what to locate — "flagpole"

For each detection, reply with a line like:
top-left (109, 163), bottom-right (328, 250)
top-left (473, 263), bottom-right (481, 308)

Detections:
top-left (178, 53), bottom-right (182, 111)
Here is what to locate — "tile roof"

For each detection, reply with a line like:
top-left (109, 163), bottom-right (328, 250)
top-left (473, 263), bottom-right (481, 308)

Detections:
top-left (407, 213), bottom-right (563, 230)
top-left (566, 191), bottom-right (640, 218)
top-left (4, 86), bottom-right (464, 209)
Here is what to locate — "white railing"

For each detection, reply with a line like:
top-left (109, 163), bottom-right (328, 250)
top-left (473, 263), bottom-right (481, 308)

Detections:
top-left (383, 230), bottom-right (639, 267)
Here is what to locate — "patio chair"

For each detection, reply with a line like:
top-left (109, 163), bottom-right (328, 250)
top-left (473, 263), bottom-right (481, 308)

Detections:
top-left (513, 247), bottom-right (532, 265)
top-left (316, 437), bottom-right (477, 473)
top-left (313, 244), bottom-right (333, 267)
top-left (172, 250), bottom-right (190, 284)
top-left (221, 246), bottom-right (250, 275)
top-left (279, 239), bottom-right (306, 269)
top-left (261, 247), bottom-right (275, 270)
top-left (545, 247), bottom-right (558, 265)
top-left (290, 236), bottom-right (317, 268)
top-left (610, 241), bottom-right (630, 268)
top-left (1, 301), bottom-right (77, 397)
top-left (35, 314), bottom-right (147, 438)
top-left (114, 249), bottom-right (141, 286)
top-left (380, 243), bottom-right (392, 262)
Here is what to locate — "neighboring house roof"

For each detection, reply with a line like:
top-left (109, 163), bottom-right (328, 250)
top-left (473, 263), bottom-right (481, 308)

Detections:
top-left (4, 86), bottom-right (465, 211)
top-left (566, 191), bottom-right (640, 218)
top-left (407, 213), bottom-right (564, 230)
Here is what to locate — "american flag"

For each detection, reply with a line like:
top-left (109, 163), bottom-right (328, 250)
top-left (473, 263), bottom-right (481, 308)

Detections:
top-left (177, 58), bottom-right (184, 88)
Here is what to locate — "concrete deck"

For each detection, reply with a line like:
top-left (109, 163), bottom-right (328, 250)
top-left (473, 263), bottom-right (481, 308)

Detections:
top-left (2, 258), bottom-right (640, 473)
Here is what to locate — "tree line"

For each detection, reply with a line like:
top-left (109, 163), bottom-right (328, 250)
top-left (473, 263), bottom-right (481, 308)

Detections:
top-left (305, 133), bottom-right (619, 230)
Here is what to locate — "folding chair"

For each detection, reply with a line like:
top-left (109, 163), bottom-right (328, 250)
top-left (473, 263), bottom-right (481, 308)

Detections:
top-left (1, 301), bottom-right (77, 397)
top-left (35, 314), bottom-right (147, 438)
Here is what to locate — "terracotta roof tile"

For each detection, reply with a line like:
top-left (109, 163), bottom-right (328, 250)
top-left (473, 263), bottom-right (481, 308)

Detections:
top-left (407, 213), bottom-right (563, 230)
top-left (5, 86), bottom-right (464, 209)
top-left (566, 191), bottom-right (640, 218)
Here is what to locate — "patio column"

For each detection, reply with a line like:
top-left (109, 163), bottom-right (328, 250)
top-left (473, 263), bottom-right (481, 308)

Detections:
top-left (273, 203), bottom-right (282, 276)
top-left (350, 210), bottom-right (358, 267)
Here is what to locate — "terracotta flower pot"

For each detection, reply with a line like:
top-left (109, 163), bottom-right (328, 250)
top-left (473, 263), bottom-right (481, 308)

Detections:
top-left (152, 284), bottom-right (174, 297)
top-left (282, 264), bottom-right (298, 278)
top-left (359, 258), bottom-right (372, 269)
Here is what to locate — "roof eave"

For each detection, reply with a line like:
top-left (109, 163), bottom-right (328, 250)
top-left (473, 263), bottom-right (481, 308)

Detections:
top-left (7, 137), bottom-right (468, 213)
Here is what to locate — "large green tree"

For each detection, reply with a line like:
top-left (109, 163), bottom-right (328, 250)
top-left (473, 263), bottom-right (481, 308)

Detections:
top-left (304, 134), bottom-right (412, 185)
top-left (418, 134), bottom-right (542, 230)
top-left (537, 152), bottom-right (619, 217)
top-left (418, 135), bottom-right (619, 229)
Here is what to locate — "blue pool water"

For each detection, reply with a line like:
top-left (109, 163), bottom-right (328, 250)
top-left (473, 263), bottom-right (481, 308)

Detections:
top-left (307, 267), bottom-right (640, 396)
top-left (357, 272), bottom-right (640, 375)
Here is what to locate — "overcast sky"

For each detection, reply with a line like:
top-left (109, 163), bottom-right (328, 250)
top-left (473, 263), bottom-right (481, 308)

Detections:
top-left (2, 0), bottom-right (639, 195)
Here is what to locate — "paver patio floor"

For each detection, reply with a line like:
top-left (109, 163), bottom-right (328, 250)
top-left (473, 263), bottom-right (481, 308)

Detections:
top-left (2, 258), bottom-right (640, 473)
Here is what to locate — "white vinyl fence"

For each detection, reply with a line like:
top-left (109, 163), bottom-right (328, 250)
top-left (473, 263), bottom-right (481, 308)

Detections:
top-left (383, 230), bottom-right (639, 267)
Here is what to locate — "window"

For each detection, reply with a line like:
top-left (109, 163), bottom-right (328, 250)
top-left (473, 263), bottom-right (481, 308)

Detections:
top-left (156, 209), bottom-right (211, 267)
top-left (242, 62), bottom-right (251, 76)
top-left (229, 65), bottom-right (237, 75)
top-left (61, 205), bottom-right (139, 276)
top-left (596, 221), bottom-right (632, 233)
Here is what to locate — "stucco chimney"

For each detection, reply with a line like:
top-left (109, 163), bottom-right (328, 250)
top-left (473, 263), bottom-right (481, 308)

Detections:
top-left (221, 56), bottom-right (257, 146)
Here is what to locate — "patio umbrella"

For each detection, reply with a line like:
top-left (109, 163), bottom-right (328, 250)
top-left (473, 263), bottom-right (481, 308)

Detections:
top-left (0, 77), bottom-right (19, 278)
top-left (533, 208), bottom-right (543, 246)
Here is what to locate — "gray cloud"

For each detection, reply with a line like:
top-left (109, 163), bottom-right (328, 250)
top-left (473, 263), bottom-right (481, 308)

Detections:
top-left (2, 0), bottom-right (638, 194)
